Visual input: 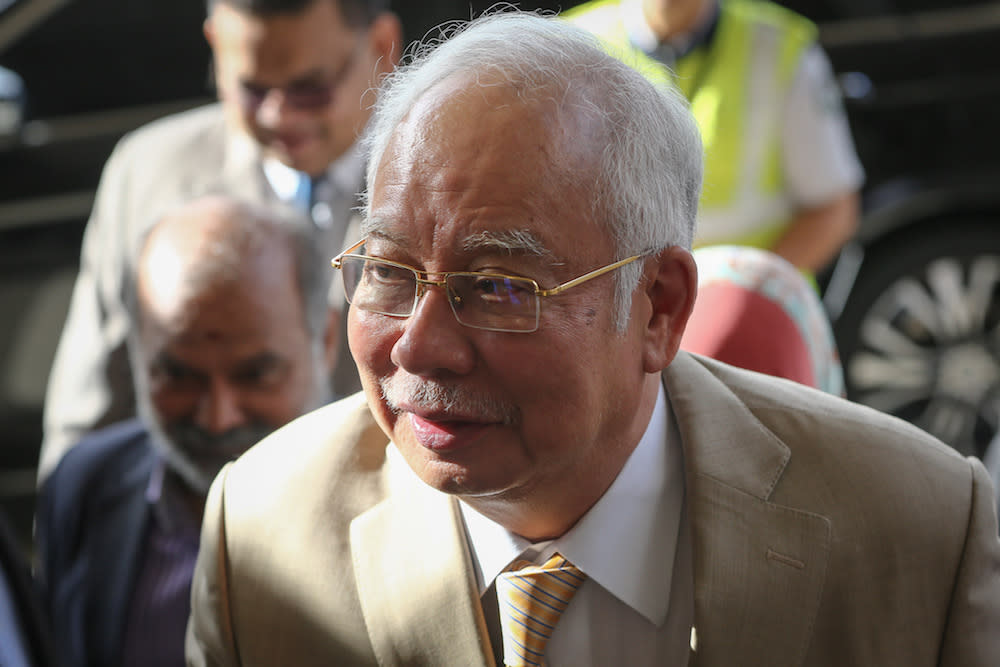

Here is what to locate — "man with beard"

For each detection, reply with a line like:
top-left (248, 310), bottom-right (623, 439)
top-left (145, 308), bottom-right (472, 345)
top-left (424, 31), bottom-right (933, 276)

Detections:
top-left (36, 194), bottom-right (336, 667)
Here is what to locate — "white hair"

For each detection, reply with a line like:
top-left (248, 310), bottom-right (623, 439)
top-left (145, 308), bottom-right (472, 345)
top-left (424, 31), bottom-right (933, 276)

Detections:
top-left (363, 9), bottom-right (703, 327)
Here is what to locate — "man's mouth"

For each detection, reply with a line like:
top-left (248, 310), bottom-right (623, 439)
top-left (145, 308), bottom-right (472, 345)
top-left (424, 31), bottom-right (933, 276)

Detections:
top-left (407, 412), bottom-right (494, 452)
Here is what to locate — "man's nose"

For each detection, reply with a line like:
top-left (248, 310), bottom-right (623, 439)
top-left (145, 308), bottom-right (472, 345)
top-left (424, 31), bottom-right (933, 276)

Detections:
top-left (255, 89), bottom-right (293, 130)
top-left (390, 286), bottom-right (475, 377)
top-left (194, 381), bottom-right (247, 433)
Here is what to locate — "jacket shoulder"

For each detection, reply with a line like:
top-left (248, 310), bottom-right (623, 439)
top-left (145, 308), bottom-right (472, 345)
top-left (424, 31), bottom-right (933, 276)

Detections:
top-left (109, 103), bottom-right (228, 170)
top-left (44, 419), bottom-right (153, 501)
top-left (221, 393), bottom-right (390, 520)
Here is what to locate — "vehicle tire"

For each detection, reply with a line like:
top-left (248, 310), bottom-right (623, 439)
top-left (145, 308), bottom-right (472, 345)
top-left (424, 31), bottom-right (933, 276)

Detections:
top-left (834, 217), bottom-right (1000, 458)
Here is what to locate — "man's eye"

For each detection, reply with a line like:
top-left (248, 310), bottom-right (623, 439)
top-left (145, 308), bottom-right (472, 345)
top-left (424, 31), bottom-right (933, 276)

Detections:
top-left (152, 358), bottom-right (199, 385)
top-left (367, 263), bottom-right (411, 284)
top-left (471, 276), bottom-right (530, 302)
top-left (473, 277), bottom-right (501, 295)
top-left (240, 83), bottom-right (268, 101)
top-left (233, 363), bottom-right (282, 387)
top-left (285, 84), bottom-right (334, 109)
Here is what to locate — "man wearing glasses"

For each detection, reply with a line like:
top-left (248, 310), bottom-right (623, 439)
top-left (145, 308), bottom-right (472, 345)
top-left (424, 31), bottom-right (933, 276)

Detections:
top-left (38, 0), bottom-right (401, 482)
top-left (188, 11), bottom-right (1000, 666)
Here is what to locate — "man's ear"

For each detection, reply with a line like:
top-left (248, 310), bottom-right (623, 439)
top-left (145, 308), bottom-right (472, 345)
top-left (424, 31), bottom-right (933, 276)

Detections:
top-left (369, 12), bottom-right (403, 78)
top-left (641, 246), bottom-right (698, 373)
top-left (323, 308), bottom-right (342, 374)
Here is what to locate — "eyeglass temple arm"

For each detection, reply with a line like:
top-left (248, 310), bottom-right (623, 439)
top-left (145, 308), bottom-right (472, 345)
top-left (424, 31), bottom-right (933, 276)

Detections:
top-left (536, 255), bottom-right (642, 297)
top-left (331, 238), bottom-right (368, 268)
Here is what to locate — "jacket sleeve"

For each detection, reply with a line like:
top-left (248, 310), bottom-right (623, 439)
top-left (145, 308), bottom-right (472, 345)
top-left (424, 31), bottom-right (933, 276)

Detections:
top-left (937, 457), bottom-right (1000, 665)
top-left (186, 464), bottom-right (239, 667)
top-left (38, 137), bottom-right (138, 484)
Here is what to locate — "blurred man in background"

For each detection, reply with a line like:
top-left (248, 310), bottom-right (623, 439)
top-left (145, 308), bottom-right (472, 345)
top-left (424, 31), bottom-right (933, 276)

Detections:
top-left (565, 0), bottom-right (863, 274)
top-left (37, 195), bottom-right (337, 667)
top-left (39, 0), bottom-right (401, 482)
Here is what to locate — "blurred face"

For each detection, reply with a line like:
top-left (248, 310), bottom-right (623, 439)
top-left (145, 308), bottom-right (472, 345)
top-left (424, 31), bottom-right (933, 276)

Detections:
top-left (350, 76), bottom-right (662, 530)
top-left (135, 250), bottom-right (328, 494)
top-left (206, 0), bottom-right (399, 176)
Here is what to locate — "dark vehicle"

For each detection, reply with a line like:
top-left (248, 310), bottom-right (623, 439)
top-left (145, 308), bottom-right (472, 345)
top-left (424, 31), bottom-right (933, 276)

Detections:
top-left (799, 0), bottom-right (1000, 460)
top-left (1, 0), bottom-right (998, 547)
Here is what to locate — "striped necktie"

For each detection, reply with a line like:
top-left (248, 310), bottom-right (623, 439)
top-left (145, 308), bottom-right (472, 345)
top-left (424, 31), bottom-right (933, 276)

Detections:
top-left (496, 553), bottom-right (586, 667)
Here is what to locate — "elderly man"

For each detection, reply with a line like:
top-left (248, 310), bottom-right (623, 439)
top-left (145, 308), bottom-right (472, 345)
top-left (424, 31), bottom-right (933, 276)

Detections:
top-left (39, 0), bottom-right (401, 481)
top-left (38, 195), bottom-right (337, 667)
top-left (187, 12), bottom-right (1000, 666)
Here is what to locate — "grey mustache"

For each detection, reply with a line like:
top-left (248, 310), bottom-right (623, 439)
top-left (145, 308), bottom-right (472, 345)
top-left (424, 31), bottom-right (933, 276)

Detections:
top-left (379, 376), bottom-right (519, 425)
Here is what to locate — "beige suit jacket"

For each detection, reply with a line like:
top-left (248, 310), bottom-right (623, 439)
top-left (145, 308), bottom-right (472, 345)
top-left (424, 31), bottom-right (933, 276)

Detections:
top-left (186, 352), bottom-right (1000, 666)
top-left (40, 104), bottom-right (361, 481)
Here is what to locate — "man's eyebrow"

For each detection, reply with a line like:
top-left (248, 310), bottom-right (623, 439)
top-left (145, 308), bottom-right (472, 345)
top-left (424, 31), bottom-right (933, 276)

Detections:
top-left (462, 230), bottom-right (555, 259)
top-left (240, 67), bottom-right (328, 89)
top-left (232, 351), bottom-right (285, 375)
top-left (358, 225), bottom-right (560, 263)
top-left (359, 225), bottom-right (403, 245)
top-left (284, 68), bottom-right (331, 88)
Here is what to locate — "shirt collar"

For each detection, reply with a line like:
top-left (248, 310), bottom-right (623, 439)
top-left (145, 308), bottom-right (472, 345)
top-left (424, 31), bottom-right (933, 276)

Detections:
top-left (457, 381), bottom-right (684, 626)
top-left (262, 129), bottom-right (367, 206)
top-left (145, 459), bottom-right (202, 541)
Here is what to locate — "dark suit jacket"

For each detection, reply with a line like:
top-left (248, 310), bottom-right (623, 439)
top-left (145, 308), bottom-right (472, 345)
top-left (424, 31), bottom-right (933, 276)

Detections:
top-left (36, 419), bottom-right (156, 667)
top-left (0, 510), bottom-right (54, 667)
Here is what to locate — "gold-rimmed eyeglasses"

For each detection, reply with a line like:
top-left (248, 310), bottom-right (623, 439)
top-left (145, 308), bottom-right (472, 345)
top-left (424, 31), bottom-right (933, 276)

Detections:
top-left (330, 239), bottom-right (643, 333)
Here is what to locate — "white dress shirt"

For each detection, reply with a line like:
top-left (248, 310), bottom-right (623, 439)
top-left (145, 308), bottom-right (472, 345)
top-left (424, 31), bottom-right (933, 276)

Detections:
top-left (262, 137), bottom-right (366, 257)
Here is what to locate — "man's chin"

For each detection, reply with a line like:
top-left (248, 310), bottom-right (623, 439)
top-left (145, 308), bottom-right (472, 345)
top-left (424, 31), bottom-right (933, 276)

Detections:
top-left (264, 143), bottom-right (325, 176)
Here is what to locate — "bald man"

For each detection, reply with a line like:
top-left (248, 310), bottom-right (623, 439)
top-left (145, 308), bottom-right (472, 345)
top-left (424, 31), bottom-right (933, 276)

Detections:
top-left (36, 195), bottom-right (337, 667)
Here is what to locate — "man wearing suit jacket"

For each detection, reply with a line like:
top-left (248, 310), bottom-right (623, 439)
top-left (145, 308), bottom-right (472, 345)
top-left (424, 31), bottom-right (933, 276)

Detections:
top-left (38, 0), bottom-right (402, 482)
top-left (38, 195), bottom-right (338, 667)
top-left (187, 11), bottom-right (1000, 666)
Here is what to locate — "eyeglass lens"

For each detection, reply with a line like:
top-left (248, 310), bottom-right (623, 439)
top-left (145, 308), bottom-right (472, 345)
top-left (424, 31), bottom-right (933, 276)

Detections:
top-left (340, 256), bottom-right (541, 332)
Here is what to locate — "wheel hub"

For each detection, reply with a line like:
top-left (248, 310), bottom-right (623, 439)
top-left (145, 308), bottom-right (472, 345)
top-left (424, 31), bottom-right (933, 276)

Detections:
top-left (935, 341), bottom-right (1000, 404)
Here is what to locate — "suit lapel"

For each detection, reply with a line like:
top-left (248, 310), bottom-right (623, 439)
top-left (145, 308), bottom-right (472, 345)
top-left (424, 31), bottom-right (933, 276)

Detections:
top-left (218, 126), bottom-right (278, 206)
top-left (350, 469), bottom-right (494, 667)
top-left (664, 353), bottom-right (831, 667)
top-left (90, 440), bottom-right (155, 667)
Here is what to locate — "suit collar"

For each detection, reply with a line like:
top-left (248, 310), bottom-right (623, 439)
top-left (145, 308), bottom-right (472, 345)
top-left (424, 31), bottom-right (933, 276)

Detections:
top-left (350, 465), bottom-right (495, 666)
top-left (220, 125), bottom-right (277, 204)
top-left (664, 351), bottom-right (791, 500)
top-left (665, 352), bottom-right (831, 666)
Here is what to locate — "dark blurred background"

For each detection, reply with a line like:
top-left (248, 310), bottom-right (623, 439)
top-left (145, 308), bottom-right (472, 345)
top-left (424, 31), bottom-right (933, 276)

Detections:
top-left (2, 0), bottom-right (1000, 551)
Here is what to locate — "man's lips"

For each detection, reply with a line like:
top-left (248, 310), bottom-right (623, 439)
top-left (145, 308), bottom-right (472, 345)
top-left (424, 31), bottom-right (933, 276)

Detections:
top-left (271, 132), bottom-right (311, 153)
top-left (407, 412), bottom-right (494, 452)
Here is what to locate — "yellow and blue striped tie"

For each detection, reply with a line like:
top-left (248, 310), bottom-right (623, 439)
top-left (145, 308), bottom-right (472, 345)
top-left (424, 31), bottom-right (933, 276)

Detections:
top-left (496, 553), bottom-right (586, 667)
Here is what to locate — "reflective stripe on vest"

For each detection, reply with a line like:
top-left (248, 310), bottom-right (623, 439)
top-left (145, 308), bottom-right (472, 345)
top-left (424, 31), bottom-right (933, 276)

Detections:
top-left (564, 0), bottom-right (816, 250)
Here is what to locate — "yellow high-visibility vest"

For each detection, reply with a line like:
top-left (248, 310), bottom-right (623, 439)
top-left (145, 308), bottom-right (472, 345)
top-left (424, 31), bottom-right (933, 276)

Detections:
top-left (564, 0), bottom-right (816, 251)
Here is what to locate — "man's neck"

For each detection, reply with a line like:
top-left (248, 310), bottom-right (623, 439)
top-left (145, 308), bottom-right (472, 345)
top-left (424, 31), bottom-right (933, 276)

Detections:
top-left (461, 374), bottom-right (663, 542)
top-left (643, 0), bottom-right (715, 42)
